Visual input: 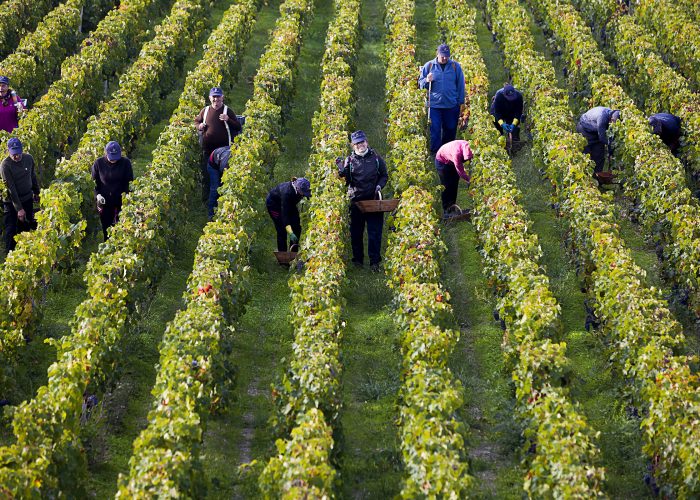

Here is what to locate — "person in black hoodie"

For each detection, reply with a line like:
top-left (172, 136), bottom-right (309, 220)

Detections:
top-left (266, 177), bottom-right (311, 251)
top-left (91, 141), bottom-right (134, 240)
top-left (337, 130), bottom-right (388, 271)
top-left (490, 83), bottom-right (524, 141)
top-left (648, 112), bottom-right (682, 154)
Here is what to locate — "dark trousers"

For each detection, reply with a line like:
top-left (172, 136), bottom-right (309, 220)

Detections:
top-left (583, 139), bottom-right (606, 173)
top-left (350, 204), bottom-right (383, 265)
top-left (268, 208), bottom-right (301, 252)
top-left (429, 105), bottom-right (460, 153)
top-left (435, 158), bottom-right (460, 211)
top-left (4, 199), bottom-right (35, 252)
top-left (99, 203), bottom-right (121, 240)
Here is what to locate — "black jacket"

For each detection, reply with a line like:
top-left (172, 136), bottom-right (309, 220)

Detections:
top-left (91, 156), bottom-right (133, 206)
top-left (491, 88), bottom-right (523, 124)
top-left (337, 149), bottom-right (388, 202)
top-left (650, 112), bottom-right (681, 141)
top-left (266, 181), bottom-right (303, 227)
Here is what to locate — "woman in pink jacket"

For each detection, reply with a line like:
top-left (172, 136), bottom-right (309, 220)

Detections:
top-left (0, 76), bottom-right (23, 133)
top-left (434, 139), bottom-right (473, 218)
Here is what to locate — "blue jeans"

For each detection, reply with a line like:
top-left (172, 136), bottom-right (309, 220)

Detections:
top-left (429, 105), bottom-right (460, 153)
top-left (207, 163), bottom-right (221, 218)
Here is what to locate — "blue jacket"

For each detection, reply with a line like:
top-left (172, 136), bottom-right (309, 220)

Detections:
top-left (577, 106), bottom-right (616, 143)
top-left (418, 58), bottom-right (465, 109)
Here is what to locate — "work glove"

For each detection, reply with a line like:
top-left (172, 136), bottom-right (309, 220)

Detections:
top-left (289, 233), bottom-right (299, 244)
top-left (503, 123), bottom-right (513, 133)
top-left (375, 185), bottom-right (381, 193)
top-left (96, 194), bottom-right (105, 214)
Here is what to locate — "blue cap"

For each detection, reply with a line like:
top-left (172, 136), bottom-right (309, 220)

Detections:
top-left (7, 137), bottom-right (22, 154)
top-left (0, 76), bottom-right (9, 85)
top-left (293, 177), bottom-right (311, 198)
top-left (105, 141), bottom-right (122, 161)
top-left (437, 43), bottom-right (450, 57)
top-left (350, 130), bottom-right (367, 144)
top-left (503, 84), bottom-right (518, 100)
top-left (209, 86), bottom-right (224, 97)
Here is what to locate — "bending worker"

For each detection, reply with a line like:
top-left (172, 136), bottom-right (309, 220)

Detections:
top-left (576, 107), bottom-right (621, 173)
top-left (266, 177), bottom-right (311, 251)
top-left (648, 112), bottom-right (681, 154)
top-left (207, 145), bottom-right (230, 219)
top-left (337, 130), bottom-right (388, 272)
top-left (491, 83), bottom-right (523, 141)
top-left (418, 44), bottom-right (465, 154)
top-left (435, 139), bottom-right (473, 219)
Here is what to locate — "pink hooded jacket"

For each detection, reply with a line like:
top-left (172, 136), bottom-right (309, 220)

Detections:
top-left (435, 140), bottom-right (473, 180)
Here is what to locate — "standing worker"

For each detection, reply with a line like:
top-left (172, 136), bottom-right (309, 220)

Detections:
top-left (0, 76), bottom-right (24, 133)
top-left (576, 107), bottom-right (621, 173)
top-left (207, 145), bottom-right (231, 220)
top-left (266, 177), bottom-right (311, 251)
top-left (434, 139), bottom-right (473, 219)
top-left (648, 112), bottom-right (681, 154)
top-left (1, 138), bottom-right (39, 252)
top-left (194, 87), bottom-right (242, 200)
top-left (418, 44), bottom-right (465, 155)
top-left (490, 83), bottom-right (523, 141)
top-left (337, 130), bottom-right (388, 272)
top-left (91, 141), bottom-right (133, 241)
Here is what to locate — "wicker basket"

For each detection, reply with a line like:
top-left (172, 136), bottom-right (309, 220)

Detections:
top-left (594, 171), bottom-right (615, 185)
top-left (354, 191), bottom-right (399, 213)
top-left (274, 244), bottom-right (299, 265)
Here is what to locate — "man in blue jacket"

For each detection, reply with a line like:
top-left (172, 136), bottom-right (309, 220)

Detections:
top-left (419, 44), bottom-right (465, 154)
top-left (576, 107), bottom-right (621, 173)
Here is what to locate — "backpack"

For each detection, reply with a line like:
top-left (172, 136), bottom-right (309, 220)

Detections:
top-left (198, 105), bottom-right (232, 147)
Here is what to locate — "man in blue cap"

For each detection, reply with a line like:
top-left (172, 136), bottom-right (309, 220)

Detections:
top-left (337, 130), bottom-right (388, 271)
top-left (266, 177), bottom-right (311, 251)
top-left (418, 43), bottom-right (465, 154)
top-left (195, 87), bottom-right (242, 201)
top-left (91, 141), bottom-right (133, 240)
top-left (0, 137), bottom-right (39, 251)
top-left (490, 82), bottom-right (524, 141)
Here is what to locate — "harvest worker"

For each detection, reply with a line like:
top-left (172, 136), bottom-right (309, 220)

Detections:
top-left (194, 87), bottom-right (242, 200)
top-left (1, 138), bottom-right (39, 252)
top-left (434, 139), bottom-right (473, 219)
top-left (418, 44), bottom-right (465, 154)
top-left (576, 107), bottom-right (621, 173)
top-left (91, 141), bottom-right (133, 241)
top-left (337, 130), bottom-right (388, 272)
top-left (648, 112), bottom-right (681, 154)
top-left (490, 83), bottom-right (524, 141)
top-left (0, 76), bottom-right (24, 133)
top-left (207, 145), bottom-right (231, 219)
top-left (266, 177), bottom-right (311, 252)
